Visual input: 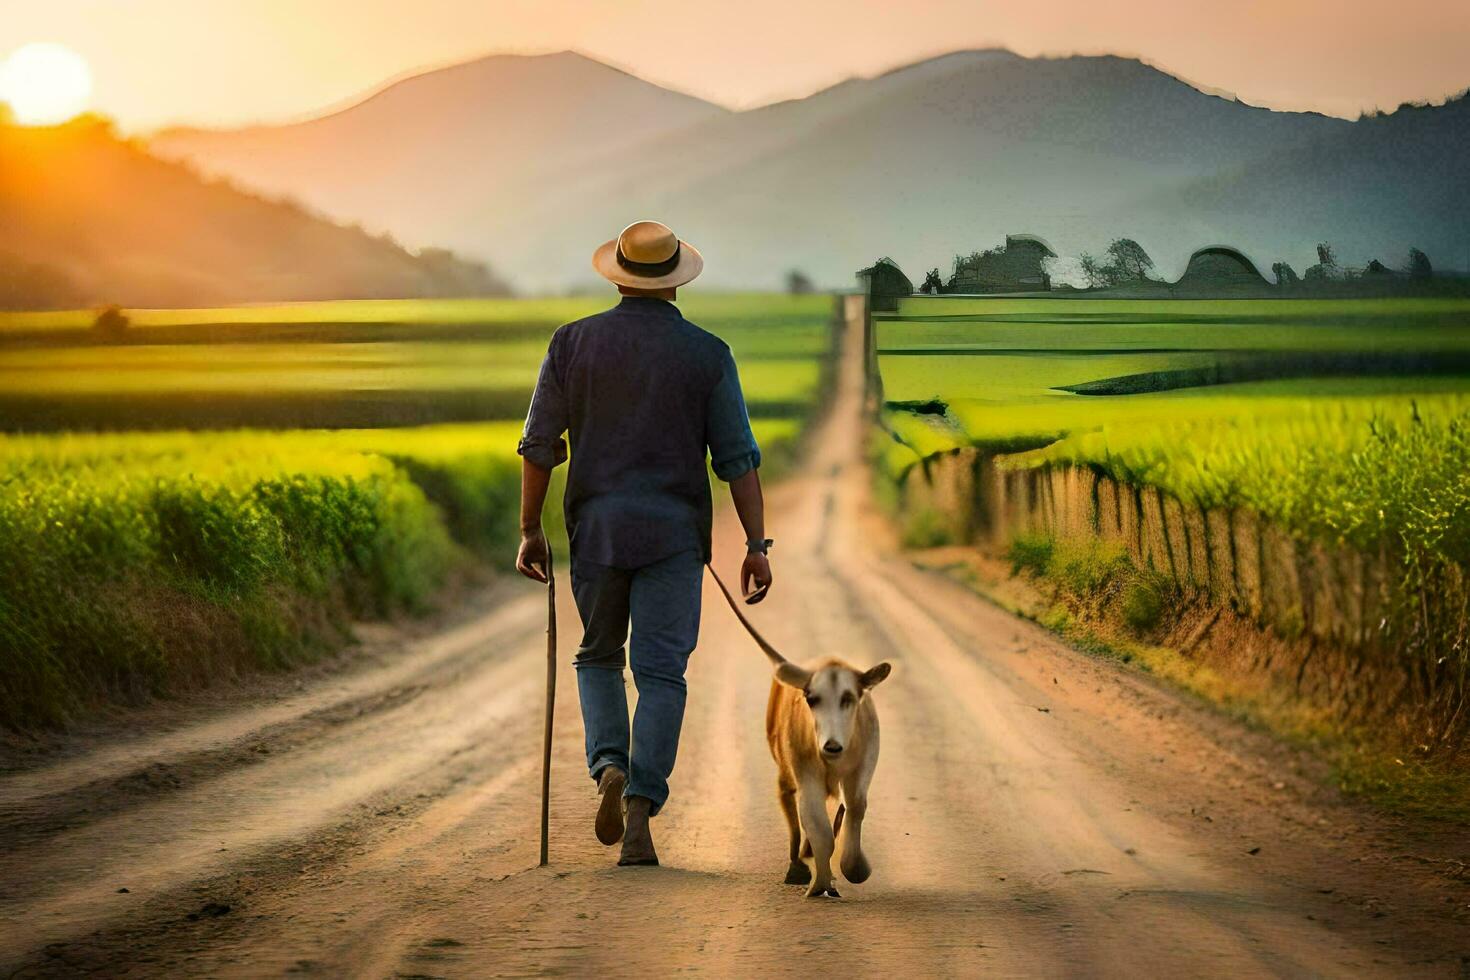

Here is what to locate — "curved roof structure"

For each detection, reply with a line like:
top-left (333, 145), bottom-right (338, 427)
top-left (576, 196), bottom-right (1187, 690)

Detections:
top-left (1177, 245), bottom-right (1266, 284)
top-left (1005, 233), bottom-right (1058, 259)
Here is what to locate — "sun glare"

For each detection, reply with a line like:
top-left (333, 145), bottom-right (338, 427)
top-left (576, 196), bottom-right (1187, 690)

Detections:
top-left (0, 42), bottom-right (93, 126)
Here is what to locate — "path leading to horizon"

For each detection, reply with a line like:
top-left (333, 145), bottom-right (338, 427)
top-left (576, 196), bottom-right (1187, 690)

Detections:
top-left (1, 303), bottom-right (1466, 977)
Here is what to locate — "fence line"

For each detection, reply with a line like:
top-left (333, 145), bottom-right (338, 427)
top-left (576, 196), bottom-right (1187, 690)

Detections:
top-left (903, 448), bottom-right (1401, 650)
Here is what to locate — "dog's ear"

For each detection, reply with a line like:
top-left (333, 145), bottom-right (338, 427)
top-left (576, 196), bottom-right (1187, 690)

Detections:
top-left (859, 662), bottom-right (892, 690)
top-left (775, 662), bottom-right (811, 690)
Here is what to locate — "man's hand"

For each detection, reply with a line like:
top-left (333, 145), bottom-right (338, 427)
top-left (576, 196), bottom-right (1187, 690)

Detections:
top-left (741, 551), bottom-right (772, 603)
top-left (516, 526), bottom-right (550, 583)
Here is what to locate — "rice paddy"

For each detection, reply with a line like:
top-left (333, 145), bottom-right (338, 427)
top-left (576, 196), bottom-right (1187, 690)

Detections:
top-left (876, 294), bottom-right (1470, 756)
top-left (0, 293), bottom-right (832, 727)
top-left (0, 293), bottom-right (833, 429)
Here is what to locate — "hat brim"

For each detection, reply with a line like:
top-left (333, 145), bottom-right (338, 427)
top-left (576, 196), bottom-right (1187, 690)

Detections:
top-left (592, 238), bottom-right (704, 289)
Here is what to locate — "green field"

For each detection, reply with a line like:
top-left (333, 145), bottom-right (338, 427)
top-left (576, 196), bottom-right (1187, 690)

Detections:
top-left (877, 296), bottom-right (1470, 484)
top-left (877, 295), bottom-right (1470, 759)
top-left (887, 294), bottom-right (1470, 335)
top-left (876, 297), bottom-right (1470, 558)
top-left (0, 293), bottom-right (834, 430)
top-left (0, 294), bottom-right (828, 727)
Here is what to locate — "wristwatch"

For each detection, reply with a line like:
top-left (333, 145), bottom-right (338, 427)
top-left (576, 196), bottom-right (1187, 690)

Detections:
top-left (746, 538), bottom-right (774, 555)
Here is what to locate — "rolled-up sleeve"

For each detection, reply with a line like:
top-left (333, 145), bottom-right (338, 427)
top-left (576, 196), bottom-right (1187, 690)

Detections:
top-left (517, 335), bottom-right (569, 469)
top-left (706, 346), bottom-right (761, 482)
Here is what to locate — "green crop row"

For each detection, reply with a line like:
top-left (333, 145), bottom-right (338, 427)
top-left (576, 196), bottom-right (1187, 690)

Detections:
top-left (0, 418), bottom-right (803, 729)
top-left (0, 292), bottom-right (830, 727)
top-left (1, 437), bottom-right (459, 727)
top-left (0, 293), bottom-right (836, 432)
top-left (1003, 396), bottom-right (1470, 556)
top-left (875, 297), bottom-right (1470, 759)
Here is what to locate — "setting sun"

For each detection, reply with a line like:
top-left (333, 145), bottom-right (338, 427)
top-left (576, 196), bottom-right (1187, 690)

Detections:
top-left (0, 42), bottom-right (92, 126)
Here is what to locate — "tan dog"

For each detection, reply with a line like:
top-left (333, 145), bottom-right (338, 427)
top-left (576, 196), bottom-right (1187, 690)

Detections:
top-left (765, 656), bottom-right (891, 898)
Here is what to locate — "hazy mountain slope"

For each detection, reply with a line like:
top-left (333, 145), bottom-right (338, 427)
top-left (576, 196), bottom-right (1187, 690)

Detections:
top-left (149, 49), bottom-right (1465, 291)
top-left (459, 51), bottom-right (1353, 289)
top-left (1156, 92), bottom-right (1470, 276)
top-left (151, 52), bottom-right (728, 258)
top-left (0, 118), bottom-right (508, 308)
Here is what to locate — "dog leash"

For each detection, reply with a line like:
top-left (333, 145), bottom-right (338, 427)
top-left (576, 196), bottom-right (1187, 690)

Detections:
top-left (706, 563), bottom-right (788, 667)
top-left (539, 550), bottom-right (556, 868)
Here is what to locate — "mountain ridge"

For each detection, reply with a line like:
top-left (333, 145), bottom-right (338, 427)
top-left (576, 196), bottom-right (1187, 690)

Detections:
top-left (141, 49), bottom-right (1470, 291)
top-left (0, 117), bottom-right (510, 308)
top-left (154, 50), bottom-right (731, 141)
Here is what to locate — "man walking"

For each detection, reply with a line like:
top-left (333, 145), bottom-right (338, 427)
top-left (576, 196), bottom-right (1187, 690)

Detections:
top-left (515, 220), bottom-right (773, 866)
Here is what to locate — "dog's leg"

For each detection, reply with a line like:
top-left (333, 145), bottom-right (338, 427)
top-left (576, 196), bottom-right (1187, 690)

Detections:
top-left (778, 785), bottom-right (809, 885)
top-left (797, 778), bottom-right (838, 898)
top-left (838, 771), bottom-right (872, 884)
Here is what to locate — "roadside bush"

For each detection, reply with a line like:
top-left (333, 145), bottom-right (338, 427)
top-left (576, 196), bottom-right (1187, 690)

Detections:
top-left (901, 507), bottom-right (954, 549)
top-left (1008, 531), bottom-right (1163, 631)
top-left (1010, 532), bottom-right (1132, 592)
top-left (1121, 572), bottom-right (1168, 632)
top-left (91, 304), bottom-right (129, 340)
top-left (1049, 538), bottom-right (1129, 596)
top-left (1007, 533), bottom-right (1054, 577)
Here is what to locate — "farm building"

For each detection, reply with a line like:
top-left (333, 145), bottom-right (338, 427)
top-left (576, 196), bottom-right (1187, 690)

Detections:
top-left (856, 257), bottom-right (913, 311)
top-left (944, 235), bottom-right (1056, 293)
top-left (1175, 245), bottom-right (1268, 289)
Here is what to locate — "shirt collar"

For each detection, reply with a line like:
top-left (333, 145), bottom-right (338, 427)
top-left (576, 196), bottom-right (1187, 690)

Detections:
top-left (616, 295), bottom-right (681, 317)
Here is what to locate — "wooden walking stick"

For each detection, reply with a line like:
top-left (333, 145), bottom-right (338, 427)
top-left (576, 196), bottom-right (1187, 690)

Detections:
top-left (539, 549), bottom-right (556, 867)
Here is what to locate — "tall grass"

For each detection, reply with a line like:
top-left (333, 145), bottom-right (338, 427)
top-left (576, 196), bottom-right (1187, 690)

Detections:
top-left (0, 426), bottom-right (550, 728)
top-left (1011, 400), bottom-right (1470, 557)
top-left (874, 297), bottom-right (1470, 767)
top-left (0, 417), bottom-right (805, 729)
top-left (0, 440), bottom-right (454, 727)
top-left (1010, 406), bottom-right (1470, 744)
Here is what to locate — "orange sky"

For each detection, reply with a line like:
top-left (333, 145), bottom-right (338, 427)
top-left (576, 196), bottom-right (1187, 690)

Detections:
top-left (4, 0), bottom-right (1468, 131)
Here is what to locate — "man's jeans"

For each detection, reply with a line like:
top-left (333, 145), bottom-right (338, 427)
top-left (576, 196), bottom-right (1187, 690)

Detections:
top-left (569, 549), bottom-right (703, 816)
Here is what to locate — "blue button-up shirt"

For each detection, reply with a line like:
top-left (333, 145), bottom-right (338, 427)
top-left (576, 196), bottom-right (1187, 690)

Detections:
top-left (518, 296), bottom-right (761, 568)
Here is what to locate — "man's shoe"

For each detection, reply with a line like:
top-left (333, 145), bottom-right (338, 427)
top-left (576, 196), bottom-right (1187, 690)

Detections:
top-left (595, 768), bottom-right (626, 845)
top-left (618, 796), bottom-right (659, 866)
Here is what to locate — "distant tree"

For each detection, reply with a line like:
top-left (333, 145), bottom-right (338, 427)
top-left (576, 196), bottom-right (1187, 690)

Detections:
top-left (785, 269), bottom-right (815, 295)
top-left (1272, 261), bottom-right (1300, 286)
top-left (1105, 238), bottom-right (1154, 283)
top-left (1304, 242), bottom-right (1340, 283)
top-left (1406, 247), bottom-right (1433, 280)
top-left (1077, 240), bottom-right (1154, 288)
top-left (920, 268), bottom-right (943, 294)
top-left (948, 250), bottom-right (990, 283)
top-left (416, 246), bottom-right (513, 297)
top-left (92, 305), bottom-right (130, 341)
top-left (1079, 253), bottom-right (1108, 289)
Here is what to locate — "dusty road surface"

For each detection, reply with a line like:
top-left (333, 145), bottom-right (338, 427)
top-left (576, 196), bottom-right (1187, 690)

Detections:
top-left (3, 306), bottom-right (1468, 978)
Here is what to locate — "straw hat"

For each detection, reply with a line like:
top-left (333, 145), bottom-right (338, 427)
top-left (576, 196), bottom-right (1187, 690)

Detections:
top-left (592, 220), bottom-right (704, 289)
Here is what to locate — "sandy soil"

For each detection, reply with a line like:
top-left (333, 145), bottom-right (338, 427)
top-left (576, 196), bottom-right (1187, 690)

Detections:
top-left (2, 305), bottom-right (1467, 978)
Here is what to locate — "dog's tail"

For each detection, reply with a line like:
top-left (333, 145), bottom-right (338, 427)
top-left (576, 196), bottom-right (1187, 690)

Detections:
top-left (706, 563), bottom-right (787, 667)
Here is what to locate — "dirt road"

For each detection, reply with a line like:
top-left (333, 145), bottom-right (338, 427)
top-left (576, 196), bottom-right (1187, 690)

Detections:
top-left (3, 305), bottom-right (1467, 977)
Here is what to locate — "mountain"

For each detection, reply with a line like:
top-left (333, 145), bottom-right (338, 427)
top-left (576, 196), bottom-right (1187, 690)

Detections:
top-left (1164, 94), bottom-right (1470, 277)
top-left (151, 52), bottom-right (728, 276)
top-left (150, 50), bottom-right (1470, 291)
top-left (0, 116), bottom-right (510, 309)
